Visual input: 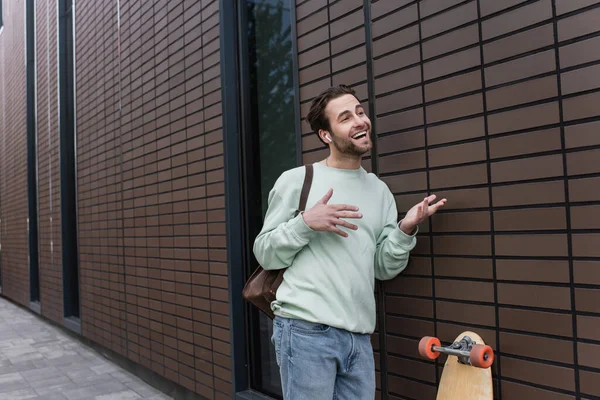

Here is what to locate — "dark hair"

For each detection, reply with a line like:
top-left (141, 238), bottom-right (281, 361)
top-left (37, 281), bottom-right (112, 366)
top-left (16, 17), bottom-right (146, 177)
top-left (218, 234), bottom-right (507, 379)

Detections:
top-left (306, 85), bottom-right (358, 141)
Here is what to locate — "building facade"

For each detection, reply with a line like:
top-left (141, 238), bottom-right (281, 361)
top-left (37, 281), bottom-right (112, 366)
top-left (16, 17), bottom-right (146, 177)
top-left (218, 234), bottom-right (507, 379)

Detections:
top-left (1, 0), bottom-right (600, 399)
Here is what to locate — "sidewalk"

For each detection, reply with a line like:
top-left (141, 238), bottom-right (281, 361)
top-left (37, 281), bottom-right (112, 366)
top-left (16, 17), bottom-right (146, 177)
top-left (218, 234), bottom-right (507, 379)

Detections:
top-left (0, 297), bottom-right (172, 400)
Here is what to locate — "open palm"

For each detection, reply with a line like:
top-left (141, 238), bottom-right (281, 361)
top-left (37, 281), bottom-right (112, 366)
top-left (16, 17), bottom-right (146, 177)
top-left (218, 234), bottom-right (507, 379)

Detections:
top-left (400, 195), bottom-right (447, 234)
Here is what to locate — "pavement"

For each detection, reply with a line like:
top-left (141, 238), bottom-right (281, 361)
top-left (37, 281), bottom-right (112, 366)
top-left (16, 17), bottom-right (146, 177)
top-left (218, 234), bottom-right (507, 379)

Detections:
top-left (0, 297), bottom-right (173, 400)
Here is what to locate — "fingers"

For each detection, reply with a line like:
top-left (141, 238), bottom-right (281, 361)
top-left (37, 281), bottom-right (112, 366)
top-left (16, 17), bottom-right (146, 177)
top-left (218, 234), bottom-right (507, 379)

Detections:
top-left (417, 197), bottom-right (447, 220)
top-left (430, 198), bottom-right (447, 213)
top-left (406, 195), bottom-right (448, 225)
top-left (324, 216), bottom-right (359, 237)
top-left (332, 204), bottom-right (360, 212)
top-left (331, 227), bottom-right (349, 238)
top-left (424, 194), bottom-right (437, 203)
top-left (316, 189), bottom-right (359, 210)
top-left (333, 219), bottom-right (358, 231)
top-left (319, 188), bottom-right (334, 204)
top-left (335, 211), bottom-right (363, 219)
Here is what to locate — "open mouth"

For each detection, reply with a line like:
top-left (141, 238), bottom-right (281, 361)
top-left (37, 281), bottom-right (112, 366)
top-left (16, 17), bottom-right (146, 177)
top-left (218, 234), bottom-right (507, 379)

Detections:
top-left (352, 130), bottom-right (368, 140)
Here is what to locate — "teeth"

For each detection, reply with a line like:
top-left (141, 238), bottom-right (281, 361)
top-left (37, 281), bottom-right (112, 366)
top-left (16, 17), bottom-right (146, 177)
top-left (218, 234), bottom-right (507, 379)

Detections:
top-left (353, 131), bottom-right (367, 139)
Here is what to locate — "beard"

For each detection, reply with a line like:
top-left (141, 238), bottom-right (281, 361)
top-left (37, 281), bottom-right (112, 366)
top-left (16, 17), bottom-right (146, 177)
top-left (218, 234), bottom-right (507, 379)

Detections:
top-left (330, 130), bottom-right (372, 157)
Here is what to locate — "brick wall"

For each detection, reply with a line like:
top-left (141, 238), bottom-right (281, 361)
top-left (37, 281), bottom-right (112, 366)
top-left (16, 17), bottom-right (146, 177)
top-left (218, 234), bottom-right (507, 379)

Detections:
top-left (76, 0), bottom-right (126, 356)
top-left (295, 0), bottom-right (600, 398)
top-left (0, 0), bottom-right (29, 307)
top-left (3, 0), bottom-right (597, 398)
top-left (76, 0), bottom-right (230, 398)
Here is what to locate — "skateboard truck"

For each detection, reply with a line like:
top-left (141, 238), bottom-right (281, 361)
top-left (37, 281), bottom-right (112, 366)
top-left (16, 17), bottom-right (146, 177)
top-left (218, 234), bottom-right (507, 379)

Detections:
top-left (418, 335), bottom-right (494, 369)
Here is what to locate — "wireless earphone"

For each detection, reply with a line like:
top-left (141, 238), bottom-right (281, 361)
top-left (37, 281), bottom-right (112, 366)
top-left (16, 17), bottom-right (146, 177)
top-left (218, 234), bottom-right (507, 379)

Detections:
top-left (326, 135), bottom-right (332, 142)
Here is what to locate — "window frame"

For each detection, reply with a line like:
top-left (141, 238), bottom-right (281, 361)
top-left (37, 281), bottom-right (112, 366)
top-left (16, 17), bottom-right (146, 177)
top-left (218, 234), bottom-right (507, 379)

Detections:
top-left (25, 0), bottom-right (41, 310)
top-left (57, 0), bottom-right (81, 330)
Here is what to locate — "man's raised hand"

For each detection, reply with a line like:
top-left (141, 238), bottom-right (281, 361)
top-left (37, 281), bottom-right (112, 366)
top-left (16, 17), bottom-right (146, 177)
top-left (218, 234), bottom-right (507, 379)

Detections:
top-left (301, 189), bottom-right (362, 238)
top-left (399, 194), bottom-right (447, 235)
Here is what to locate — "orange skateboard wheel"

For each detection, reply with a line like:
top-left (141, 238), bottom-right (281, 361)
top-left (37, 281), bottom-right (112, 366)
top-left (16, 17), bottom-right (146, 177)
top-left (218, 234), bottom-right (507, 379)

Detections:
top-left (418, 336), bottom-right (441, 360)
top-left (470, 344), bottom-right (494, 368)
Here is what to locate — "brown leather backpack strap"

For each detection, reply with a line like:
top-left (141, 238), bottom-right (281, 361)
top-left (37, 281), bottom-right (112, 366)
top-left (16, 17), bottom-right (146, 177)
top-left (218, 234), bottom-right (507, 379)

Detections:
top-left (295, 164), bottom-right (314, 216)
top-left (274, 165), bottom-right (313, 294)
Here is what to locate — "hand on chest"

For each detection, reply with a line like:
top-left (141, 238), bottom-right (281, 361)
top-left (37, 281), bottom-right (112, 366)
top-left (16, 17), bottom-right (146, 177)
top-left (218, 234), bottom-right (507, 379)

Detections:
top-left (305, 183), bottom-right (380, 240)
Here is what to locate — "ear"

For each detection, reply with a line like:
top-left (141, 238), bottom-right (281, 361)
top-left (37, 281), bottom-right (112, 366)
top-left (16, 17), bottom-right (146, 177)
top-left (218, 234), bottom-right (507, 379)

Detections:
top-left (318, 129), bottom-right (330, 144)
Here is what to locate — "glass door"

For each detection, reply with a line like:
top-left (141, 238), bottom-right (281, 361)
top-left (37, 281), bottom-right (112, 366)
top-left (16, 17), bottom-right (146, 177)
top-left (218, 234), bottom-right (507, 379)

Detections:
top-left (239, 0), bottom-right (296, 397)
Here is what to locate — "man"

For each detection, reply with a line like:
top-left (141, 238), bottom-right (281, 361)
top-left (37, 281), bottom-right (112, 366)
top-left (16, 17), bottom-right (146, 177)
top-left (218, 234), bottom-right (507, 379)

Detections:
top-left (253, 85), bottom-right (446, 399)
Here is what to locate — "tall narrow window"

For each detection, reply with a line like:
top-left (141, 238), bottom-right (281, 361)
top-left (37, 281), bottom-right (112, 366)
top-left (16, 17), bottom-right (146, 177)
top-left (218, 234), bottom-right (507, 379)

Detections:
top-left (0, 1), bottom-right (4, 30)
top-left (240, 0), bottom-right (296, 397)
top-left (26, 0), bottom-right (40, 307)
top-left (58, 0), bottom-right (79, 320)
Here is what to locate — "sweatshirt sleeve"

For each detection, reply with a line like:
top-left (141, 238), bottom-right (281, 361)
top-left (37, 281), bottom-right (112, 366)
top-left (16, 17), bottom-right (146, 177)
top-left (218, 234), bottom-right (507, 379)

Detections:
top-left (253, 172), bottom-right (317, 270)
top-left (374, 194), bottom-right (418, 281)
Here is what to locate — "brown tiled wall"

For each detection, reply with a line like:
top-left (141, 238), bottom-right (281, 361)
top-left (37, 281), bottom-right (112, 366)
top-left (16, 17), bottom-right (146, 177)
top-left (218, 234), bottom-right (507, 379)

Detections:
top-left (0, 0), bottom-right (30, 307)
top-left (36, 0), bottom-right (64, 325)
top-left (76, 0), bottom-right (126, 357)
top-left (76, 0), bottom-right (230, 398)
top-left (296, 0), bottom-right (600, 398)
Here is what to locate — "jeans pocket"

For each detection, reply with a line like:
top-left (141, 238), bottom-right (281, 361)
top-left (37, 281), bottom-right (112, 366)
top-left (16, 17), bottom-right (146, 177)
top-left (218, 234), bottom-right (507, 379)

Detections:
top-left (290, 318), bottom-right (331, 335)
top-left (272, 320), bottom-right (283, 366)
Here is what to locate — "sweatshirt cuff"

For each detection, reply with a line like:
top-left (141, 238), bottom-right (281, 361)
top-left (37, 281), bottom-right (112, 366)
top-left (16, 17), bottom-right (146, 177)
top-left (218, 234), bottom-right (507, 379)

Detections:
top-left (287, 212), bottom-right (316, 243)
top-left (389, 219), bottom-right (418, 249)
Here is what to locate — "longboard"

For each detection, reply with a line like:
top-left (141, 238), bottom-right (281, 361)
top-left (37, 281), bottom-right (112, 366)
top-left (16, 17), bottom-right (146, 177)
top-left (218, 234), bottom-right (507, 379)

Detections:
top-left (419, 331), bottom-right (494, 400)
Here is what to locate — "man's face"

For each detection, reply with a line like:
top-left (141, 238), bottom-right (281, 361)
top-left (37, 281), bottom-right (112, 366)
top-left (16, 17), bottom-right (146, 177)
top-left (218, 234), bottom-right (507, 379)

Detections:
top-left (323, 94), bottom-right (372, 157)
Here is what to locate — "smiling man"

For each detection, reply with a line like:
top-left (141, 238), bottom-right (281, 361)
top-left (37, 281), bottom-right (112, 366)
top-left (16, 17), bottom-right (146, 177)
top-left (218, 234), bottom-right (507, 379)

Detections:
top-left (253, 84), bottom-right (446, 399)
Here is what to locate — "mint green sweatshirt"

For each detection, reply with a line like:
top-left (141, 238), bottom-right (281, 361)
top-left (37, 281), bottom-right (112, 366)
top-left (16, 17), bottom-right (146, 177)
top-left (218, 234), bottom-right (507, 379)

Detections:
top-left (253, 162), bottom-right (417, 334)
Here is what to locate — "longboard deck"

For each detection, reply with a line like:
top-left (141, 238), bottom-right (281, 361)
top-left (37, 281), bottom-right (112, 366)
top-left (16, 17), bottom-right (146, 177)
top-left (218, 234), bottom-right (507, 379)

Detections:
top-left (437, 331), bottom-right (493, 400)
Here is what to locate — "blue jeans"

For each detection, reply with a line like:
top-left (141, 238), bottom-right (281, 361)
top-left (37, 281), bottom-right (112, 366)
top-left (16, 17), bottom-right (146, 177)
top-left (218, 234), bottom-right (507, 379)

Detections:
top-left (271, 316), bottom-right (376, 399)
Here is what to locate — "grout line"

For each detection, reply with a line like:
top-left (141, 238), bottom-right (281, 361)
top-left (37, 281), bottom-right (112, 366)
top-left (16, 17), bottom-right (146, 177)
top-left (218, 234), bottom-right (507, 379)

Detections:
top-left (363, 3), bottom-right (388, 398)
top-left (416, 0), bottom-right (440, 387)
top-left (475, 1), bottom-right (502, 397)
top-left (326, 0), bottom-right (333, 87)
top-left (551, 0), bottom-right (581, 397)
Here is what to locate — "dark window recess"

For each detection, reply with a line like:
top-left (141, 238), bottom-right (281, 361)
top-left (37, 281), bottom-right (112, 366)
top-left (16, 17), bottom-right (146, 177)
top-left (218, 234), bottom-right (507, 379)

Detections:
top-left (26, 0), bottom-right (40, 304)
top-left (239, 0), bottom-right (296, 397)
top-left (0, 1), bottom-right (3, 30)
top-left (58, 0), bottom-right (79, 319)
